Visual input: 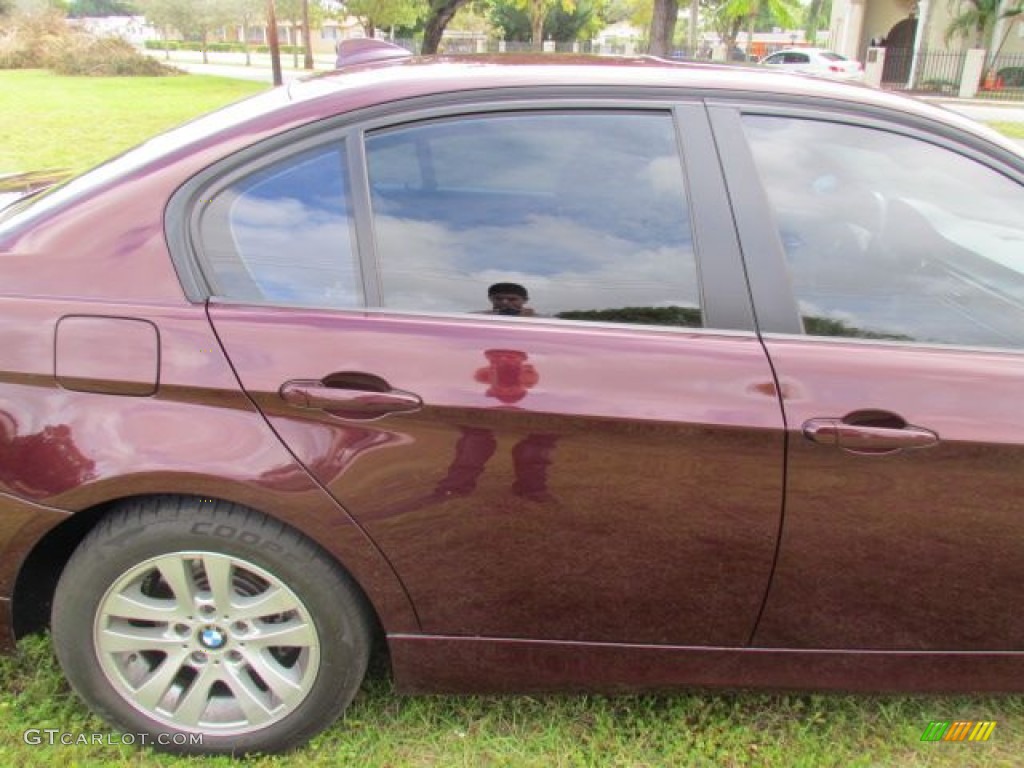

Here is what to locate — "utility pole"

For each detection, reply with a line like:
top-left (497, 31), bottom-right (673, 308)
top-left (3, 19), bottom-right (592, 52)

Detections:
top-left (267, 0), bottom-right (283, 86)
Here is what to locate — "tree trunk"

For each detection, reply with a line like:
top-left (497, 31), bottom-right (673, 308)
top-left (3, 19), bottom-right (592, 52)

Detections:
top-left (649, 0), bottom-right (679, 57)
top-left (421, 0), bottom-right (468, 54)
top-left (689, 0), bottom-right (698, 57)
top-left (302, 0), bottom-right (313, 70)
top-left (267, 0), bottom-right (283, 87)
top-left (530, 0), bottom-right (545, 45)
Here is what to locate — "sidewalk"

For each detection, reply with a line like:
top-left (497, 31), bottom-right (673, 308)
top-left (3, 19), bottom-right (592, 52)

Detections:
top-left (145, 48), bottom-right (336, 83)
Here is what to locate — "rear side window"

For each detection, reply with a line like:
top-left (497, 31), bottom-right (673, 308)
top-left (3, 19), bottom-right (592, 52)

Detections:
top-left (198, 143), bottom-right (362, 307)
top-left (365, 111), bottom-right (702, 327)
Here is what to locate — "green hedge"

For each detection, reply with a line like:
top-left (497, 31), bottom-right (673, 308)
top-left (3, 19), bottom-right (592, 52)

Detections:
top-left (998, 66), bottom-right (1024, 87)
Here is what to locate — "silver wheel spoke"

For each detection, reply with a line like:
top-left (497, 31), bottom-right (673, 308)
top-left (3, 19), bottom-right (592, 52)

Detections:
top-left (224, 666), bottom-right (277, 725)
top-left (232, 587), bottom-right (301, 621)
top-left (241, 648), bottom-right (303, 698)
top-left (103, 589), bottom-right (183, 623)
top-left (133, 650), bottom-right (190, 710)
top-left (172, 663), bottom-right (220, 727)
top-left (99, 624), bottom-right (184, 653)
top-left (202, 555), bottom-right (236, 612)
top-left (246, 619), bottom-right (316, 649)
top-left (154, 556), bottom-right (196, 609)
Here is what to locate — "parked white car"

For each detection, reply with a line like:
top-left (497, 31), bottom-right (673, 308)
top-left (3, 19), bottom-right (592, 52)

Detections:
top-left (759, 48), bottom-right (864, 81)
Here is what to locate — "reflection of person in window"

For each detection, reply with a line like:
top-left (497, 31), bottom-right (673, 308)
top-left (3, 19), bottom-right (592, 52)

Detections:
top-left (485, 282), bottom-right (535, 316)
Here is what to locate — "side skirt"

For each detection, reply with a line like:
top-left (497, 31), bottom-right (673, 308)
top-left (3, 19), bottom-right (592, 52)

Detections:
top-left (389, 635), bottom-right (1024, 694)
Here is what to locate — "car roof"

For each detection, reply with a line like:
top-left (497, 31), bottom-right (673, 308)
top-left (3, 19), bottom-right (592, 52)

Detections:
top-left (3, 53), bottom-right (1018, 235)
top-left (283, 54), bottom-right (1001, 141)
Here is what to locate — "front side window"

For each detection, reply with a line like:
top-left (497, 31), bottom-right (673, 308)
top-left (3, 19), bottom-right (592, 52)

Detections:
top-left (199, 143), bottom-right (361, 307)
top-left (365, 112), bottom-right (701, 327)
top-left (743, 115), bottom-right (1024, 348)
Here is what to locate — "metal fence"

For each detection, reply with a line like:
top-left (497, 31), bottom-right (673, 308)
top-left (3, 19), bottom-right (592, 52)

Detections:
top-left (880, 48), bottom-right (1024, 101)
top-left (980, 51), bottom-right (1024, 101)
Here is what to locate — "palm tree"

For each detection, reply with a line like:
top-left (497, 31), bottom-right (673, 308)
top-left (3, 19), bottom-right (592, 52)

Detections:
top-left (723, 0), bottom-right (800, 56)
top-left (944, 0), bottom-right (1003, 47)
top-left (803, 0), bottom-right (831, 43)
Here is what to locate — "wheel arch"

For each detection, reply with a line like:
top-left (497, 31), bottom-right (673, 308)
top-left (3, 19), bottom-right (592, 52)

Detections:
top-left (12, 491), bottom-right (406, 659)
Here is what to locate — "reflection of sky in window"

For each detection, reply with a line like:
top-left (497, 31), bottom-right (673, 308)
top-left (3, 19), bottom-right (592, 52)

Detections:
top-left (228, 146), bottom-right (360, 307)
top-left (745, 115), bottom-right (1024, 348)
top-left (367, 113), bottom-right (698, 315)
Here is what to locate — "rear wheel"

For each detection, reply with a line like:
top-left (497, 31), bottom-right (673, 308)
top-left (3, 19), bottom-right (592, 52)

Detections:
top-left (51, 498), bottom-right (372, 754)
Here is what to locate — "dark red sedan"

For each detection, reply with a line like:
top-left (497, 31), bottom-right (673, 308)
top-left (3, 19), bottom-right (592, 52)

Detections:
top-left (2, 43), bottom-right (1024, 754)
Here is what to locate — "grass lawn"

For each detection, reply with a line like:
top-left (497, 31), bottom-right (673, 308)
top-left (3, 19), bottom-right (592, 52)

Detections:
top-left (989, 121), bottom-right (1024, 138)
top-left (1, 69), bottom-right (1024, 766)
top-left (0, 69), bottom-right (266, 175)
top-left (2, 634), bottom-right (1022, 767)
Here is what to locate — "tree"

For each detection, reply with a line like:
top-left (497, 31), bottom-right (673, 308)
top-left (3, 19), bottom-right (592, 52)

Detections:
top-left (648, 0), bottom-right (677, 56)
top-left (508, 0), bottom-right (575, 44)
top-left (720, 0), bottom-right (798, 55)
top-left (267, 0), bottom-right (282, 83)
top-left (346, 0), bottom-right (424, 38)
top-left (945, 0), bottom-right (1009, 48)
top-left (224, 0), bottom-right (264, 65)
top-left (802, 0), bottom-right (829, 42)
top-left (137, 0), bottom-right (237, 63)
top-left (421, 0), bottom-right (470, 53)
top-left (490, 0), bottom-right (602, 42)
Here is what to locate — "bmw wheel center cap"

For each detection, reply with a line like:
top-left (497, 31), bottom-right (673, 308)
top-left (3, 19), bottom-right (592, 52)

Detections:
top-left (199, 626), bottom-right (227, 650)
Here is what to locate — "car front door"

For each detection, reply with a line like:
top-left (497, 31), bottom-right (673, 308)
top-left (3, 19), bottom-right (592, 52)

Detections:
top-left (714, 103), bottom-right (1024, 650)
top-left (200, 101), bottom-right (786, 646)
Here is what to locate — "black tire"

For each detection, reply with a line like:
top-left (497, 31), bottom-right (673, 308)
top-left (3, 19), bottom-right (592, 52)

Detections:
top-left (51, 497), bottom-right (372, 755)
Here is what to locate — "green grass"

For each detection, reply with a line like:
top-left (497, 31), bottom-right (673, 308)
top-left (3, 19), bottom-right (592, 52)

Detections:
top-left (0, 70), bottom-right (266, 176)
top-left (989, 121), bottom-right (1024, 138)
top-left (2, 634), bottom-right (1022, 766)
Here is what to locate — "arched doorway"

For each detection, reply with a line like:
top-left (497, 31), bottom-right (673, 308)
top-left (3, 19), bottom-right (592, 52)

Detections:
top-left (881, 15), bottom-right (917, 84)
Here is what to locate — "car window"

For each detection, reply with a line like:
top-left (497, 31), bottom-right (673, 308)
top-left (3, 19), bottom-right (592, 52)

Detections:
top-left (743, 115), bottom-right (1024, 348)
top-left (198, 142), bottom-right (362, 307)
top-left (365, 111), bottom-right (701, 327)
top-left (820, 52), bottom-right (845, 61)
top-left (763, 54), bottom-right (783, 65)
top-left (785, 53), bottom-right (810, 64)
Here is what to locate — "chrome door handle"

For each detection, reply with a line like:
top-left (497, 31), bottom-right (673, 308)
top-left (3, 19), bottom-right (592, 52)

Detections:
top-left (280, 379), bottom-right (422, 420)
top-left (803, 417), bottom-right (938, 454)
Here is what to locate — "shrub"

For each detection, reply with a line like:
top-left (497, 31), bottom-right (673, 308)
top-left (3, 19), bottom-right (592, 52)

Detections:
top-left (51, 36), bottom-right (179, 76)
top-left (0, 9), bottom-right (67, 69)
top-left (997, 66), bottom-right (1024, 87)
top-left (0, 9), bottom-right (178, 75)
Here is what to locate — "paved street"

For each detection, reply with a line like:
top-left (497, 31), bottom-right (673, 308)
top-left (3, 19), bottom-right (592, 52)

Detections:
top-left (145, 48), bottom-right (335, 82)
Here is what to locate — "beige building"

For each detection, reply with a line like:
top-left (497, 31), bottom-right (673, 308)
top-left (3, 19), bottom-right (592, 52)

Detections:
top-left (829, 0), bottom-right (1024, 62)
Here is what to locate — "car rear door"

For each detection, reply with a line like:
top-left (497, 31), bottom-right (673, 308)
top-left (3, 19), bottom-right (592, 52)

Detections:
top-left (200, 98), bottom-right (786, 646)
top-left (712, 100), bottom-right (1024, 651)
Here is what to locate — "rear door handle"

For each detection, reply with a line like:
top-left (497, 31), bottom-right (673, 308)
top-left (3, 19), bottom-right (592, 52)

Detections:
top-left (803, 417), bottom-right (938, 454)
top-left (280, 378), bottom-right (422, 420)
